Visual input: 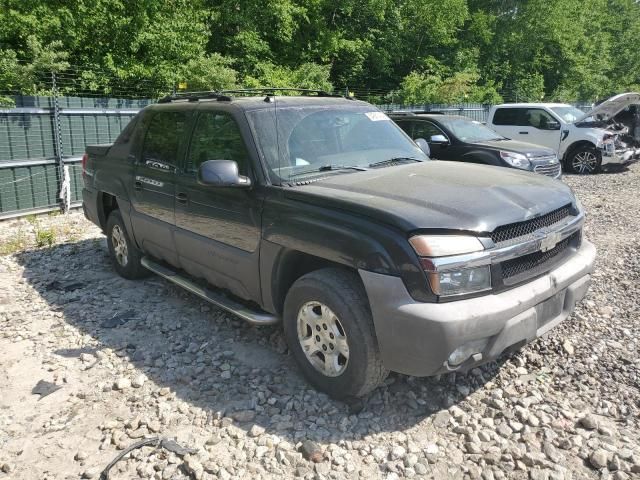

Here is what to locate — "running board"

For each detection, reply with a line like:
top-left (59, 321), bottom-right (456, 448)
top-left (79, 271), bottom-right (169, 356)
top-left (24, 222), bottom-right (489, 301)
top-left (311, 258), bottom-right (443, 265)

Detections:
top-left (141, 257), bottom-right (279, 326)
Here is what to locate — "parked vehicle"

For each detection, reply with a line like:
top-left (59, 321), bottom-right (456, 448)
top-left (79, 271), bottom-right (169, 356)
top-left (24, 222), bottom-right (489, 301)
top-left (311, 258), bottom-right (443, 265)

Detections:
top-left (391, 112), bottom-right (561, 178)
top-left (487, 93), bottom-right (640, 174)
top-left (82, 90), bottom-right (596, 399)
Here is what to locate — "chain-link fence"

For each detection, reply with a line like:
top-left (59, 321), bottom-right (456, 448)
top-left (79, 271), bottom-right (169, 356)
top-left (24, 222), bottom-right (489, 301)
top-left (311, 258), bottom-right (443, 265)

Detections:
top-left (0, 91), bottom-right (150, 219)
top-left (0, 66), bottom-right (597, 219)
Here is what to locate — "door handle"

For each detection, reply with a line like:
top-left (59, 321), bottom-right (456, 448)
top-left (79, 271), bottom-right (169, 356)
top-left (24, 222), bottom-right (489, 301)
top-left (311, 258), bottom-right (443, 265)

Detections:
top-left (176, 192), bottom-right (188, 204)
top-left (134, 180), bottom-right (143, 191)
top-left (519, 131), bottom-right (529, 134)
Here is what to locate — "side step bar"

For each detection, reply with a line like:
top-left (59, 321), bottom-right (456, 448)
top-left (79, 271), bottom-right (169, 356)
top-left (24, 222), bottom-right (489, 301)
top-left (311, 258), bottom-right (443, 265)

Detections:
top-left (141, 257), bottom-right (279, 326)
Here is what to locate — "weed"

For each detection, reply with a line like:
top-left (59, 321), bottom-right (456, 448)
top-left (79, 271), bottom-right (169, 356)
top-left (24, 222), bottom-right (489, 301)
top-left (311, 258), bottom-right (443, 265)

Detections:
top-left (35, 228), bottom-right (56, 247)
top-left (0, 229), bottom-right (27, 255)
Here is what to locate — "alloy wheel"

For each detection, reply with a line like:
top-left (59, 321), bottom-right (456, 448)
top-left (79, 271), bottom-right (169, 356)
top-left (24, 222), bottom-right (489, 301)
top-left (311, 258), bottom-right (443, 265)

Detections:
top-left (297, 301), bottom-right (349, 377)
top-left (572, 151), bottom-right (598, 174)
top-left (111, 224), bottom-right (129, 267)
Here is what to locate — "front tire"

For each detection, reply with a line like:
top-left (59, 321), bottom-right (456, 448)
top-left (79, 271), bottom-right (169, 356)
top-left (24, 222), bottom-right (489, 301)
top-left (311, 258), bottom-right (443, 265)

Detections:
top-left (106, 210), bottom-right (149, 279)
top-left (566, 145), bottom-right (601, 174)
top-left (283, 268), bottom-right (388, 399)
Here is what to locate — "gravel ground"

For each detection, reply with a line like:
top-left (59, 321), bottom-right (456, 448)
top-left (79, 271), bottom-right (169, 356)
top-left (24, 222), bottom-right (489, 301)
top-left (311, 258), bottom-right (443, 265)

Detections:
top-left (1, 165), bottom-right (639, 480)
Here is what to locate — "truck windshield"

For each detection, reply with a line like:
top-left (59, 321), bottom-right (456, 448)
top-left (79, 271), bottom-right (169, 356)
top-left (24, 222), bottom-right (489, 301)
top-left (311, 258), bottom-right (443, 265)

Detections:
top-left (436, 117), bottom-right (505, 143)
top-left (551, 106), bottom-right (592, 123)
top-left (246, 105), bottom-right (427, 183)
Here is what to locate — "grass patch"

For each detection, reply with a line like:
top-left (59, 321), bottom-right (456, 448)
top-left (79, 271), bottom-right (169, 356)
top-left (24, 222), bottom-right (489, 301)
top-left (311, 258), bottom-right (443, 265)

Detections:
top-left (35, 228), bottom-right (56, 247)
top-left (0, 230), bottom-right (27, 255)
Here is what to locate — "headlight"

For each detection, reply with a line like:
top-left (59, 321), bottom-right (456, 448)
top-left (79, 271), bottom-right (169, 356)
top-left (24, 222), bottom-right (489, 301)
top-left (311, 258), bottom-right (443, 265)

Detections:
top-left (500, 151), bottom-right (531, 169)
top-left (409, 235), bottom-right (484, 257)
top-left (429, 266), bottom-right (492, 296)
top-left (409, 235), bottom-right (491, 296)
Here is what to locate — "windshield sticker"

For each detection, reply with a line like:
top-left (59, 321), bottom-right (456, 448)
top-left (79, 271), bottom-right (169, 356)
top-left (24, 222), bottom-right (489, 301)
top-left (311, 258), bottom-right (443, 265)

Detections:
top-left (365, 112), bottom-right (390, 121)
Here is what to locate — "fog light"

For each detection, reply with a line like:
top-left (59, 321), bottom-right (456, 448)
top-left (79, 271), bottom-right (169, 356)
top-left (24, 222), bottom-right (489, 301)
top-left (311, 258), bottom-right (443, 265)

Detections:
top-left (447, 339), bottom-right (490, 366)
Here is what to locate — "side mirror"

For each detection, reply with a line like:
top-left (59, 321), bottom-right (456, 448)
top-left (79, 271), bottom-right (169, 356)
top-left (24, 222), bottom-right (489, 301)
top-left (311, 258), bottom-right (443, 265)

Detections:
top-left (430, 134), bottom-right (449, 144)
top-left (197, 160), bottom-right (251, 187)
top-left (414, 138), bottom-right (430, 157)
top-left (547, 121), bottom-right (561, 130)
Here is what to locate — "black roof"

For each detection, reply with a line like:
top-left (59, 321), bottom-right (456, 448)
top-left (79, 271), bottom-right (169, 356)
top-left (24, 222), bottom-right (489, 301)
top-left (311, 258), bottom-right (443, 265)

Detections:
top-left (389, 112), bottom-right (471, 121)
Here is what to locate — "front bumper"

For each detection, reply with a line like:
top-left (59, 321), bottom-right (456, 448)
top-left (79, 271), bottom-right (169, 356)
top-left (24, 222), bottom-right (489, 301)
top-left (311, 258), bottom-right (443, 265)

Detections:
top-left (359, 240), bottom-right (596, 377)
top-left (600, 146), bottom-right (640, 166)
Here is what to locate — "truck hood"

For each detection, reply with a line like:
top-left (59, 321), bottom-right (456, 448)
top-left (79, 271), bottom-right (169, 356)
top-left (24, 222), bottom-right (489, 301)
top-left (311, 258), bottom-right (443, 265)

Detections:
top-left (575, 92), bottom-right (640, 122)
top-left (286, 162), bottom-right (575, 233)
top-left (474, 139), bottom-right (556, 157)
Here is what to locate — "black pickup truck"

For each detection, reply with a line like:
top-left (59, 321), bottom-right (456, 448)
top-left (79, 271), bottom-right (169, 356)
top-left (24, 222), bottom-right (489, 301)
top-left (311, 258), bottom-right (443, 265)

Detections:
top-left (82, 91), bottom-right (596, 399)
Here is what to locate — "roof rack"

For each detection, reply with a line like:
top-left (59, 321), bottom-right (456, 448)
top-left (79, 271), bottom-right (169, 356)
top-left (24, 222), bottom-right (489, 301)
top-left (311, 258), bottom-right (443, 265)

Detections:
top-left (158, 87), bottom-right (343, 104)
top-left (157, 92), bottom-right (233, 104)
top-left (219, 88), bottom-right (340, 97)
top-left (389, 110), bottom-right (444, 116)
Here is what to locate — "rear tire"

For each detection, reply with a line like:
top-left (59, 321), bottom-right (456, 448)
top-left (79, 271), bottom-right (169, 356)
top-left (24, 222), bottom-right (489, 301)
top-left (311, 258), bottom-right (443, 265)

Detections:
top-left (106, 210), bottom-right (149, 279)
top-left (283, 268), bottom-right (388, 399)
top-left (565, 145), bottom-right (601, 174)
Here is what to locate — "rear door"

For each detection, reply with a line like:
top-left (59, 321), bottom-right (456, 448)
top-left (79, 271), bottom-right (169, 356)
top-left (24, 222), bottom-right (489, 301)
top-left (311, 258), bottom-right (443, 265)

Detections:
top-left (130, 109), bottom-right (189, 266)
top-left (173, 107), bottom-right (263, 303)
top-left (490, 107), bottom-right (527, 139)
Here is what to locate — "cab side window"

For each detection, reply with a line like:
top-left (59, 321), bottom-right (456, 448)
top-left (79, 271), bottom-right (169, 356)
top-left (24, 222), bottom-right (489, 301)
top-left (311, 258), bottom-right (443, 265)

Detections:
top-left (187, 112), bottom-right (249, 175)
top-left (493, 108), bottom-right (527, 126)
top-left (141, 112), bottom-right (187, 168)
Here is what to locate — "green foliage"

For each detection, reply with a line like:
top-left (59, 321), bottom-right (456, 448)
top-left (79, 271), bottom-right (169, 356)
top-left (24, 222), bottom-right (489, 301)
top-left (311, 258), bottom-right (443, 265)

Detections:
top-left (513, 74), bottom-right (546, 102)
top-left (398, 70), bottom-right (503, 104)
top-left (35, 228), bottom-right (56, 247)
top-left (179, 54), bottom-right (238, 92)
top-left (0, 0), bottom-right (638, 102)
top-left (245, 63), bottom-right (333, 92)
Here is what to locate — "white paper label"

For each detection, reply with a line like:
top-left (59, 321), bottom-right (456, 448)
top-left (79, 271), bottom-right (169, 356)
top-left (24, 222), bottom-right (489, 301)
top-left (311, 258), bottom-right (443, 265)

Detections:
top-left (364, 111), bottom-right (390, 121)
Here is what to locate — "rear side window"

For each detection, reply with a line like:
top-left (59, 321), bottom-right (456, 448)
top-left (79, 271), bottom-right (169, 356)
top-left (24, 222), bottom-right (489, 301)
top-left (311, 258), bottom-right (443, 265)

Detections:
top-left (492, 108), bottom-right (527, 126)
top-left (114, 115), bottom-right (139, 145)
top-left (141, 112), bottom-right (187, 167)
top-left (186, 112), bottom-right (250, 175)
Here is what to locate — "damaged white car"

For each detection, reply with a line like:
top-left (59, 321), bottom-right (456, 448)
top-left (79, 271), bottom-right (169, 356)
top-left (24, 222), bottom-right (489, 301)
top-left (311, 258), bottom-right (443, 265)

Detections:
top-left (487, 93), bottom-right (640, 174)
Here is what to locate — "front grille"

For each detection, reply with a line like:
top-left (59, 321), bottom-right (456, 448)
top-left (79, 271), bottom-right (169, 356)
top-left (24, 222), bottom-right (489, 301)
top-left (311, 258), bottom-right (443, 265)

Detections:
top-left (491, 204), bottom-right (573, 244)
top-left (534, 163), bottom-right (561, 177)
top-left (501, 231), bottom-right (579, 282)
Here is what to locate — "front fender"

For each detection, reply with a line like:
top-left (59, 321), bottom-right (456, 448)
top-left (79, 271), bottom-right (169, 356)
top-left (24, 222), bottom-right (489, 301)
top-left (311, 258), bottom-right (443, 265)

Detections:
top-left (461, 150), bottom-right (501, 166)
top-left (260, 194), bottom-right (431, 305)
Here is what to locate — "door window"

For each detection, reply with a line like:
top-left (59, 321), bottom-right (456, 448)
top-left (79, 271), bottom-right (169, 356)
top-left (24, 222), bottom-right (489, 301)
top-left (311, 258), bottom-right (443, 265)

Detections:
top-left (412, 121), bottom-right (447, 141)
top-left (524, 109), bottom-right (557, 129)
top-left (186, 112), bottom-right (249, 175)
top-left (141, 112), bottom-right (187, 168)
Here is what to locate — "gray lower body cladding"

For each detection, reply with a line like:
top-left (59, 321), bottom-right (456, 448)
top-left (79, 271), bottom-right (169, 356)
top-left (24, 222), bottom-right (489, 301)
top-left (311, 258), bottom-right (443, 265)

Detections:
top-left (360, 240), bottom-right (596, 377)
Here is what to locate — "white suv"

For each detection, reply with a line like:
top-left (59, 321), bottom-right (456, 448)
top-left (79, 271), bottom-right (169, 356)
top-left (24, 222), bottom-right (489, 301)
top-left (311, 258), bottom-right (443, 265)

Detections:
top-left (487, 93), bottom-right (640, 174)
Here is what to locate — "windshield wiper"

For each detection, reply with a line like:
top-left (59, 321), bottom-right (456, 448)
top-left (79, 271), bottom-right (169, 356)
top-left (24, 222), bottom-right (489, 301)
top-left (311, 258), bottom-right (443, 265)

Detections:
top-left (290, 164), bottom-right (368, 178)
top-left (368, 157), bottom-right (422, 168)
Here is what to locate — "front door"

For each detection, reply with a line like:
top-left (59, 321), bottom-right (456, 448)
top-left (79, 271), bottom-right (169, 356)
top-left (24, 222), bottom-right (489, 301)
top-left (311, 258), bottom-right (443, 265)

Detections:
top-left (129, 110), bottom-right (189, 266)
top-left (518, 108), bottom-right (562, 151)
top-left (492, 107), bottom-right (561, 152)
top-left (174, 108), bottom-right (263, 303)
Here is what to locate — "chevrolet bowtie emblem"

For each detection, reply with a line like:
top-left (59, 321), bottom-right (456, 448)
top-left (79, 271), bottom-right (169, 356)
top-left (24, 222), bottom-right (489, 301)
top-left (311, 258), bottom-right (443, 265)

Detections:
top-left (540, 231), bottom-right (562, 252)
